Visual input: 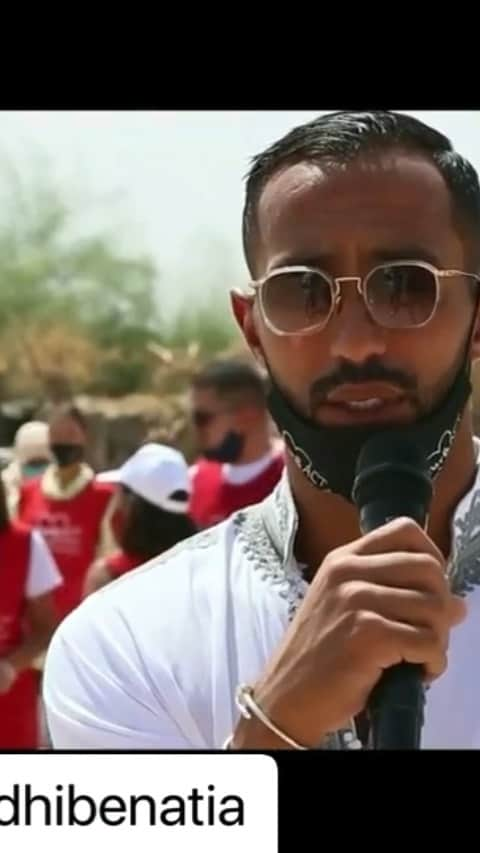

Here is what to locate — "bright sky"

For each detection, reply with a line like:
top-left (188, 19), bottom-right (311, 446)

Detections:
top-left (0, 111), bottom-right (478, 315)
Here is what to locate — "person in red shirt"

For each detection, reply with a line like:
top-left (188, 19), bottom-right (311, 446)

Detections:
top-left (17, 404), bottom-right (116, 620)
top-left (84, 443), bottom-right (197, 595)
top-left (0, 478), bottom-right (61, 748)
top-left (189, 359), bottom-right (284, 527)
top-left (2, 420), bottom-right (52, 518)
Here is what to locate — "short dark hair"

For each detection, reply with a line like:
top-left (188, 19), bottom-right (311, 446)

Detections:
top-left (49, 403), bottom-right (88, 435)
top-left (242, 110), bottom-right (480, 274)
top-left (120, 487), bottom-right (197, 561)
top-left (192, 359), bottom-right (266, 407)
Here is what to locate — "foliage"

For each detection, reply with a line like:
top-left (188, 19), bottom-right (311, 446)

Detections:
top-left (0, 156), bottom-right (238, 399)
top-left (165, 297), bottom-right (238, 354)
top-left (0, 158), bottom-right (159, 336)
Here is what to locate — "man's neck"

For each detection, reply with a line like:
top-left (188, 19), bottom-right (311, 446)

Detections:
top-left (289, 412), bottom-right (478, 576)
top-left (233, 431), bottom-right (275, 466)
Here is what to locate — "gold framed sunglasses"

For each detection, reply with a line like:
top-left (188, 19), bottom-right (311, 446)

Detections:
top-left (248, 260), bottom-right (480, 336)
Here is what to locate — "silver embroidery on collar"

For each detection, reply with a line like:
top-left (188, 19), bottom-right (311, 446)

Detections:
top-left (233, 475), bottom-right (356, 748)
top-left (450, 488), bottom-right (480, 595)
top-left (233, 508), bottom-right (306, 621)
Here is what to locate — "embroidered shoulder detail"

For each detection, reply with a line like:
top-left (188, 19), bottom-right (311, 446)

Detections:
top-left (274, 474), bottom-right (294, 542)
top-left (450, 488), bottom-right (480, 596)
top-left (233, 502), bottom-right (366, 751)
top-left (233, 506), bottom-right (306, 619)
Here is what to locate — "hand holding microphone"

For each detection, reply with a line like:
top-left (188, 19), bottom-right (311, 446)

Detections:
top-left (351, 434), bottom-right (441, 748)
top-left (236, 443), bottom-right (466, 749)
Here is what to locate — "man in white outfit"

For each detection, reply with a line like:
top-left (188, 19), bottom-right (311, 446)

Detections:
top-left (44, 111), bottom-right (480, 749)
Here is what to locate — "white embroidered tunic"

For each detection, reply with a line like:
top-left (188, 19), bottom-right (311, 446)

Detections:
top-left (44, 442), bottom-right (480, 749)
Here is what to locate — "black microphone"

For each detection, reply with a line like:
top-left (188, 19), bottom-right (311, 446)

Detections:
top-left (351, 435), bottom-right (433, 750)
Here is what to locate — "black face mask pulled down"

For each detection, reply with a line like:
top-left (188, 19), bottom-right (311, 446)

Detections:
top-left (267, 359), bottom-right (472, 503)
top-left (50, 444), bottom-right (85, 468)
top-left (203, 431), bottom-right (245, 464)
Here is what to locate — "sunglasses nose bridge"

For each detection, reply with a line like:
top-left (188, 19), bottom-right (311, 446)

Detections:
top-left (334, 276), bottom-right (362, 287)
top-left (331, 276), bottom-right (363, 308)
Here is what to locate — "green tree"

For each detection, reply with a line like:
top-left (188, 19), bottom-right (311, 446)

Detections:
top-left (0, 157), bottom-right (160, 338)
top-left (0, 154), bottom-right (240, 399)
top-left (0, 156), bottom-right (163, 395)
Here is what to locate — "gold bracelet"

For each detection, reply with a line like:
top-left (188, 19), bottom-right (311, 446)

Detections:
top-left (235, 684), bottom-right (308, 750)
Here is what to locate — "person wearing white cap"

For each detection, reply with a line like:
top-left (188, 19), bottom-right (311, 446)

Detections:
top-left (84, 443), bottom-right (197, 595)
top-left (1, 421), bottom-right (51, 517)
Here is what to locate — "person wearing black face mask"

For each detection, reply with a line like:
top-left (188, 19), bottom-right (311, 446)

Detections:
top-left (17, 404), bottom-right (116, 620)
top-left (188, 359), bottom-right (284, 528)
top-left (44, 111), bottom-right (480, 753)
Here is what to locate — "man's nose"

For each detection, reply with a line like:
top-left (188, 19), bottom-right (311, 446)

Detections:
top-left (328, 285), bottom-right (387, 364)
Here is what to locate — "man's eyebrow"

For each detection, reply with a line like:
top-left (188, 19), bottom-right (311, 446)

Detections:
top-left (370, 247), bottom-right (443, 266)
top-left (267, 253), bottom-right (336, 271)
top-left (267, 247), bottom-right (444, 272)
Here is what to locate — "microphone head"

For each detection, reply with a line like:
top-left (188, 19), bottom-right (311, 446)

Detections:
top-left (352, 434), bottom-right (433, 532)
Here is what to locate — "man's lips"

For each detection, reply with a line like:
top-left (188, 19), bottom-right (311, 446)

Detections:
top-left (316, 383), bottom-right (411, 426)
top-left (325, 382), bottom-right (406, 405)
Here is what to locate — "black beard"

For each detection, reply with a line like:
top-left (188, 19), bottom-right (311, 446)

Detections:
top-left (266, 359), bottom-right (472, 502)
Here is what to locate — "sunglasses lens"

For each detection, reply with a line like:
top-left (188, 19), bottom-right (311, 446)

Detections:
top-left (262, 269), bottom-right (332, 333)
top-left (366, 264), bottom-right (437, 328)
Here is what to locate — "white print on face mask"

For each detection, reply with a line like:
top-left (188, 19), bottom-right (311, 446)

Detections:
top-left (0, 754), bottom-right (277, 853)
top-left (36, 513), bottom-right (83, 558)
top-left (427, 422), bottom-right (460, 477)
top-left (282, 431), bottom-right (330, 490)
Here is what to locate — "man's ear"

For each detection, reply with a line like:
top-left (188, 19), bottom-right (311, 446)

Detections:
top-left (230, 291), bottom-right (265, 366)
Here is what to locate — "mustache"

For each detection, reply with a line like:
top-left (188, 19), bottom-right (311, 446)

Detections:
top-left (310, 358), bottom-right (418, 406)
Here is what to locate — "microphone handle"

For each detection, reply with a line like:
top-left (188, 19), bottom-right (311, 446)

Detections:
top-left (367, 662), bottom-right (425, 750)
top-left (359, 502), bottom-right (427, 750)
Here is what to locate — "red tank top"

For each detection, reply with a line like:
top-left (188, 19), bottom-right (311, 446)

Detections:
top-left (105, 551), bottom-right (143, 578)
top-left (189, 453), bottom-right (284, 528)
top-left (0, 521), bottom-right (40, 748)
top-left (19, 478), bottom-right (114, 618)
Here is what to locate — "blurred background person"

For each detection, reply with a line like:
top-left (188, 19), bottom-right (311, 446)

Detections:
top-left (189, 359), bottom-right (284, 527)
top-left (85, 443), bottom-right (196, 595)
top-left (2, 421), bottom-right (51, 517)
top-left (17, 403), bottom-right (116, 621)
top-left (0, 477), bottom-right (61, 748)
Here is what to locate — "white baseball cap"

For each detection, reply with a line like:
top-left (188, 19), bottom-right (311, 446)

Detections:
top-left (14, 421), bottom-right (50, 464)
top-left (97, 443), bottom-right (191, 514)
